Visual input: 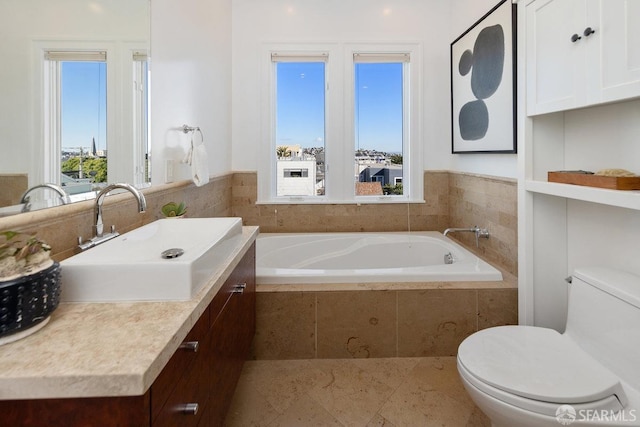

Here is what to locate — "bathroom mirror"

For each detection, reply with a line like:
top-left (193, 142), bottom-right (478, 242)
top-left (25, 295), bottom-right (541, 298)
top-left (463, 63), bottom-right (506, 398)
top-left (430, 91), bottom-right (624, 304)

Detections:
top-left (0, 0), bottom-right (150, 215)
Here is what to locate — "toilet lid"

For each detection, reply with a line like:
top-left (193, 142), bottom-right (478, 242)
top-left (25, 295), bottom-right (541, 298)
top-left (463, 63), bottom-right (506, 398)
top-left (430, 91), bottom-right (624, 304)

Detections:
top-left (458, 325), bottom-right (625, 404)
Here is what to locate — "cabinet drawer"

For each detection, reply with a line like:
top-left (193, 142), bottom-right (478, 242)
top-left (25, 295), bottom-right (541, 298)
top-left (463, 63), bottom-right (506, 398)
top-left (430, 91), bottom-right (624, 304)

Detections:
top-left (151, 307), bottom-right (210, 422)
top-left (210, 267), bottom-right (242, 328)
top-left (153, 335), bottom-right (210, 427)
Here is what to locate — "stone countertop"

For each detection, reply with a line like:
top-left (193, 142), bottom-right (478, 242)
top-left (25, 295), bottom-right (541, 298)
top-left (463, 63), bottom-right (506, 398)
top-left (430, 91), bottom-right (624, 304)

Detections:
top-left (0, 226), bottom-right (259, 400)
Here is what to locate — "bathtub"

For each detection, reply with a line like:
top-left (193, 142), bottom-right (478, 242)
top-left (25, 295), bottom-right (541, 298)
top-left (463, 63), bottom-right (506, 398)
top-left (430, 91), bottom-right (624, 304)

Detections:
top-left (256, 231), bottom-right (503, 285)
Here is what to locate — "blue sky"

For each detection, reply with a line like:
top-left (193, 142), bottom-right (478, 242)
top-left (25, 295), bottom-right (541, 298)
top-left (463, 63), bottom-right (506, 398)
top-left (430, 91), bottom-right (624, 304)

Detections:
top-left (61, 60), bottom-right (403, 154)
top-left (276, 62), bottom-right (326, 148)
top-left (276, 62), bottom-right (403, 153)
top-left (355, 62), bottom-right (403, 153)
top-left (61, 62), bottom-right (106, 151)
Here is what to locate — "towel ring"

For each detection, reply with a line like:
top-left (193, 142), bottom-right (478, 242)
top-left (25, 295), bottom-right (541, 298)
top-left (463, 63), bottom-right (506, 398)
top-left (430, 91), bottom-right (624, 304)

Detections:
top-left (182, 124), bottom-right (204, 148)
top-left (182, 124), bottom-right (200, 133)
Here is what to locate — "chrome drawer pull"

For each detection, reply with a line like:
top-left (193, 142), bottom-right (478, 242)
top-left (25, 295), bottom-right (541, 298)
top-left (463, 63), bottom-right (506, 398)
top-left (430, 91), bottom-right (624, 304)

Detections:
top-left (179, 341), bottom-right (199, 352)
top-left (233, 283), bottom-right (247, 294)
top-left (179, 403), bottom-right (199, 415)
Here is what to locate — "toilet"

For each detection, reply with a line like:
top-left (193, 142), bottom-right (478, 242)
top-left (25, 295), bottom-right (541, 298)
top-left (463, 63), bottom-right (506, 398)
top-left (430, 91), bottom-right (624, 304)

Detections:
top-left (457, 267), bottom-right (640, 427)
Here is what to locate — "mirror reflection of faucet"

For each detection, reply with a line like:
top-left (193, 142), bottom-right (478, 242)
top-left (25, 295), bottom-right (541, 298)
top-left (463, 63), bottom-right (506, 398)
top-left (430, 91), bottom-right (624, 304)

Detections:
top-left (443, 225), bottom-right (490, 247)
top-left (20, 183), bottom-right (71, 212)
top-left (77, 183), bottom-right (146, 251)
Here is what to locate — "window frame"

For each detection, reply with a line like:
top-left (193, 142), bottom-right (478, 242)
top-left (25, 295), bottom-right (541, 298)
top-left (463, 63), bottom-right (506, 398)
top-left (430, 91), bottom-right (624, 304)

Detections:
top-left (132, 51), bottom-right (150, 185)
top-left (258, 42), bottom-right (423, 204)
top-left (33, 40), bottom-right (149, 198)
top-left (48, 52), bottom-right (108, 188)
top-left (351, 52), bottom-right (410, 201)
top-left (272, 52), bottom-right (329, 199)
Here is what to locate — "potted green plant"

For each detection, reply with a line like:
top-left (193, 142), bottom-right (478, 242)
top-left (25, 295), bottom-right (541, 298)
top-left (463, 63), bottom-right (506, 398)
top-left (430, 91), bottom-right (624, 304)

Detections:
top-left (161, 201), bottom-right (187, 218)
top-left (0, 231), bottom-right (61, 344)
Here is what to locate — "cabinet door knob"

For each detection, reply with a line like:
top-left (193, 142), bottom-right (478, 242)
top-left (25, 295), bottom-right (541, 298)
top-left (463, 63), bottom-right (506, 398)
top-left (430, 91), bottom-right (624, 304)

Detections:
top-left (571, 33), bottom-right (582, 43)
top-left (583, 27), bottom-right (595, 37)
top-left (179, 403), bottom-right (199, 415)
top-left (179, 341), bottom-right (199, 352)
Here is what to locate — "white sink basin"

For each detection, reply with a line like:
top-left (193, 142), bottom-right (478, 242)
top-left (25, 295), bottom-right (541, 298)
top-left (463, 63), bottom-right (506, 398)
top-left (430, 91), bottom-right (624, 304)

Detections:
top-left (60, 217), bottom-right (243, 302)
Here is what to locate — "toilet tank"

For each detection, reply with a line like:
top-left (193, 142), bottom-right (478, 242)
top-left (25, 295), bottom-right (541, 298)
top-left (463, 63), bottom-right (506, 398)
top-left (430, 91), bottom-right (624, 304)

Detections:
top-left (564, 267), bottom-right (640, 390)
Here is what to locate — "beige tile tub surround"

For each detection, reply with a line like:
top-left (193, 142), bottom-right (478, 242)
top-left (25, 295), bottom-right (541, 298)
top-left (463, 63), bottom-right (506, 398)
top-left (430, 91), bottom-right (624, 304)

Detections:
top-left (252, 272), bottom-right (518, 360)
top-left (232, 172), bottom-right (450, 233)
top-left (225, 356), bottom-right (491, 427)
top-left (254, 292), bottom-right (317, 360)
top-left (232, 170), bottom-right (517, 275)
top-left (448, 172), bottom-right (518, 275)
top-left (0, 170), bottom-right (516, 270)
top-left (0, 174), bottom-right (233, 262)
top-left (317, 291), bottom-right (398, 359)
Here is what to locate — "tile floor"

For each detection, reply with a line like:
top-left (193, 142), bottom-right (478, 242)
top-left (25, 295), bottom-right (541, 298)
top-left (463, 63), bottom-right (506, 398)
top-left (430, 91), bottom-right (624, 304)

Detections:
top-left (224, 357), bottom-right (491, 426)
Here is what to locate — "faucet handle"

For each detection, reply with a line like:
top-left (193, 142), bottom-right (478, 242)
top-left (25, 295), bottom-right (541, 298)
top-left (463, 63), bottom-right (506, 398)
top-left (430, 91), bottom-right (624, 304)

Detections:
top-left (473, 226), bottom-right (490, 247)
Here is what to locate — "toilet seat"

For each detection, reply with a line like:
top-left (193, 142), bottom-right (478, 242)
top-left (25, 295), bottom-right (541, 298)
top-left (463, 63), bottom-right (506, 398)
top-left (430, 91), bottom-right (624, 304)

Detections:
top-left (457, 325), bottom-right (626, 417)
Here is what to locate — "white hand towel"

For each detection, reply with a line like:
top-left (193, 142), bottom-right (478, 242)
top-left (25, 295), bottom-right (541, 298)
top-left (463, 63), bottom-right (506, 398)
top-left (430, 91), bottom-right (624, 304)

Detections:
top-left (190, 143), bottom-right (210, 187)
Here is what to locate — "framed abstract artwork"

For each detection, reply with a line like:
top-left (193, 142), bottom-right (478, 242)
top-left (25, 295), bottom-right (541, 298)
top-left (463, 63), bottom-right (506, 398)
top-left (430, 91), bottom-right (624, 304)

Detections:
top-left (451, 0), bottom-right (517, 154)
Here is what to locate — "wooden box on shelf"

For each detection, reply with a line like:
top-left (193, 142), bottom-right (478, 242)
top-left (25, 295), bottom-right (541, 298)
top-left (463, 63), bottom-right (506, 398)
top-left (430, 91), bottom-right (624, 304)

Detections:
top-left (548, 171), bottom-right (640, 191)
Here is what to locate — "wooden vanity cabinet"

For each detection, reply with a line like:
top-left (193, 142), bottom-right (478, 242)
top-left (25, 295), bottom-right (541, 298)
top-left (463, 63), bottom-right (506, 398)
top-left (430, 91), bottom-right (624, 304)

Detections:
top-left (148, 241), bottom-right (255, 427)
top-left (0, 243), bottom-right (256, 427)
top-left (208, 242), bottom-right (256, 426)
top-left (151, 308), bottom-right (211, 427)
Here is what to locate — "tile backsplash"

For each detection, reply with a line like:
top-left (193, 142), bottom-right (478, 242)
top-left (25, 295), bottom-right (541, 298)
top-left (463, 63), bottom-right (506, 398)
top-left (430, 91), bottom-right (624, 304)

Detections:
top-left (0, 174), bottom-right (28, 207)
top-left (0, 170), bottom-right (516, 274)
top-left (0, 175), bottom-right (232, 262)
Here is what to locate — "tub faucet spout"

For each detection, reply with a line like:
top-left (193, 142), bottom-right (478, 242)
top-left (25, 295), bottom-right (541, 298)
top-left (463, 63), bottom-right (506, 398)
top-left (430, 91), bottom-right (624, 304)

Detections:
top-left (443, 226), bottom-right (489, 247)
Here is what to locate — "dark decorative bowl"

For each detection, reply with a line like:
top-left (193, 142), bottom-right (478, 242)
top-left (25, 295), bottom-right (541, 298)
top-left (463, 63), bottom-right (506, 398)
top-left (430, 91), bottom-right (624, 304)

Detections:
top-left (0, 262), bottom-right (61, 340)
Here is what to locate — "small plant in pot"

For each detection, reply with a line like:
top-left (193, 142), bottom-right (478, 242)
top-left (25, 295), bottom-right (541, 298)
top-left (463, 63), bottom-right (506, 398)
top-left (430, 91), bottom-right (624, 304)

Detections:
top-left (0, 231), bottom-right (61, 345)
top-left (161, 201), bottom-right (187, 218)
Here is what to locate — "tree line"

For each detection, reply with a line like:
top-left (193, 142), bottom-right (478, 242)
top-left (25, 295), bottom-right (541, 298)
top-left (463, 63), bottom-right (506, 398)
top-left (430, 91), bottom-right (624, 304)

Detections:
top-left (61, 157), bottom-right (107, 183)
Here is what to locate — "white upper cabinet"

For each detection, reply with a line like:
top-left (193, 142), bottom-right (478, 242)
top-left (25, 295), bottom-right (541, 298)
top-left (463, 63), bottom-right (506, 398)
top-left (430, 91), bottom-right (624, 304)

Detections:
top-left (526, 0), bottom-right (588, 114)
top-left (526, 0), bottom-right (640, 115)
top-left (599, 1), bottom-right (640, 103)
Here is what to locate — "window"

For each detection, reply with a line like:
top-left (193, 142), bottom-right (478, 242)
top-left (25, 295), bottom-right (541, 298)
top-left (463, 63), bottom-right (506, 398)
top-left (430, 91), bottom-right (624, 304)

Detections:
top-left (284, 168), bottom-right (309, 178)
top-left (354, 53), bottom-right (408, 198)
top-left (43, 51), bottom-right (108, 196)
top-left (273, 54), bottom-right (326, 197)
top-left (40, 45), bottom-right (150, 200)
top-left (260, 43), bottom-right (422, 203)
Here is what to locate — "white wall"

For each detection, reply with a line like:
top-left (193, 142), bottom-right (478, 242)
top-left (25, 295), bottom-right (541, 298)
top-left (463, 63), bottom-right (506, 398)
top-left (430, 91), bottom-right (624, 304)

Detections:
top-left (151, 0), bottom-right (232, 185)
top-left (230, 0), bottom-right (451, 173)
top-left (449, 0), bottom-right (517, 178)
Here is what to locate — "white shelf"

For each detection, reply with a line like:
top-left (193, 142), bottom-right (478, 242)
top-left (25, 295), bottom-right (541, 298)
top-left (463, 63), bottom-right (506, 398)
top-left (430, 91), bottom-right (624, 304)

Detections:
top-left (525, 180), bottom-right (640, 211)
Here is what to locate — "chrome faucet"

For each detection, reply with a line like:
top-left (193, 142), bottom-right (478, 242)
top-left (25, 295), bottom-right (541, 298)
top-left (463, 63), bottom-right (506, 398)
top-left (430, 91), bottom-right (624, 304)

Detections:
top-left (443, 225), bottom-right (489, 247)
top-left (78, 183), bottom-right (146, 251)
top-left (20, 183), bottom-right (71, 211)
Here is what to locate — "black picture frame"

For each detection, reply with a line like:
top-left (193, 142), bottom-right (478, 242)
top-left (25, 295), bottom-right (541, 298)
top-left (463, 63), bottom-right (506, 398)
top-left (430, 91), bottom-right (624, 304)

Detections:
top-left (451, 0), bottom-right (517, 154)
